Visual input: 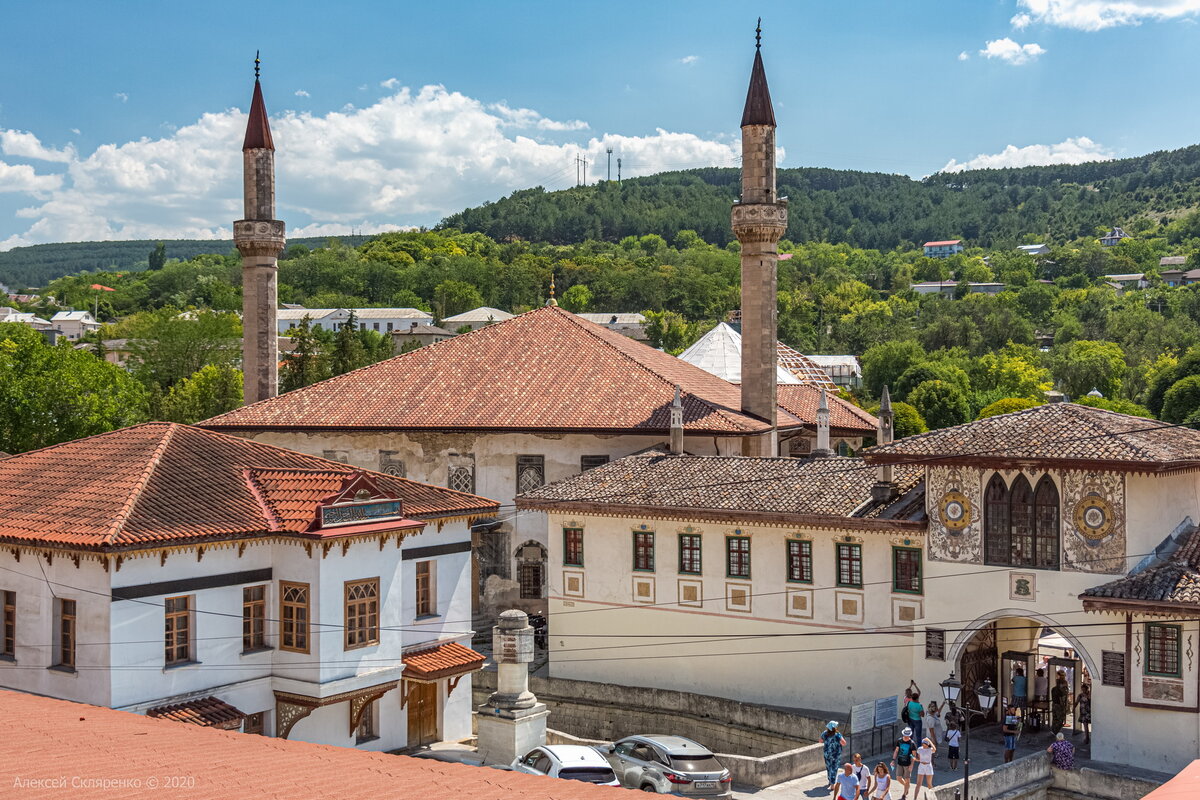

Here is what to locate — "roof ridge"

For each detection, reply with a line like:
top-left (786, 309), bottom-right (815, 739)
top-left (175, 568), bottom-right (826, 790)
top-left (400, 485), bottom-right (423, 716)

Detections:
top-left (243, 468), bottom-right (284, 532)
top-left (1063, 403), bottom-right (1150, 459)
top-left (104, 423), bottom-right (180, 545)
top-left (554, 308), bottom-right (764, 433)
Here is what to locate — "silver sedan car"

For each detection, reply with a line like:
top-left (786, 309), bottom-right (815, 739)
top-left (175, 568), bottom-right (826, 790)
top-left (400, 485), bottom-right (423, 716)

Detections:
top-left (603, 735), bottom-right (732, 798)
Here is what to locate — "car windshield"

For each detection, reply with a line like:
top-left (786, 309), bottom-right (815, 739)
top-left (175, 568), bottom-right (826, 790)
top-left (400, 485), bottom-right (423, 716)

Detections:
top-left (559, 767), bottom-right (617, 784)
top-left (669, 756), bottom-right (724, 773)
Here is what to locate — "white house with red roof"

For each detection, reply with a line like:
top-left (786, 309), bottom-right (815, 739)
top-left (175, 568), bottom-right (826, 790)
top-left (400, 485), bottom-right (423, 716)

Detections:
top-left (0, 422), bottom-right (497, 753)
top-left (922, 239), bottom-right (964, 258)
top-left (203, 305), bottom-right (875, 621)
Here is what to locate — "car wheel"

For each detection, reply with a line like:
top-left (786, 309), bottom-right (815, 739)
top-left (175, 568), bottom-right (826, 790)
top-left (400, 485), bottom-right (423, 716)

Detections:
top-left (641, 785), bottom-right (657, 793)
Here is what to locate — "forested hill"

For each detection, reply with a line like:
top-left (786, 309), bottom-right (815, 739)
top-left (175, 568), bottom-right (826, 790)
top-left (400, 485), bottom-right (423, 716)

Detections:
top-left (0, 236), bottom-right (370, 289)
top-left (441, 144), bottom-right (1200, 249)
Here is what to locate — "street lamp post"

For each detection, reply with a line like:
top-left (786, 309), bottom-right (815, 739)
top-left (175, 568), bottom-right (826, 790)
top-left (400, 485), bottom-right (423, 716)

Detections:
top-left (940, 671), bottom-right (998, 800)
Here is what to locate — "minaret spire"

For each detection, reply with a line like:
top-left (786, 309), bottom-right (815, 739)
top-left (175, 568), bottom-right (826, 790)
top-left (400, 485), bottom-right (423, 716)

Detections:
top-left (731, 22), bottom-right (787, 457)
top-left (234, 53), bottom-right (284, 405)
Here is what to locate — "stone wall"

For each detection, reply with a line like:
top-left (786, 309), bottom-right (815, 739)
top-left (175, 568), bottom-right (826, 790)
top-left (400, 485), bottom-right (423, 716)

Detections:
top-left (929, 753), bottom-right (1159, 800)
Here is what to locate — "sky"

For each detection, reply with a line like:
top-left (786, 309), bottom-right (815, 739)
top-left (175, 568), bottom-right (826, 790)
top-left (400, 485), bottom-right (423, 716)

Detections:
top-left (2, 0), bottom-right (1200, 250)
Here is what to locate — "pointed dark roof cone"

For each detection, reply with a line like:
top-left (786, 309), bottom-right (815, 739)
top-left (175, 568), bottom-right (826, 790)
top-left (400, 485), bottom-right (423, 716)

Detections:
top-left (243, 80), bottom-right (275, 151)
top-left (740, 48), bottom-right (776, 127)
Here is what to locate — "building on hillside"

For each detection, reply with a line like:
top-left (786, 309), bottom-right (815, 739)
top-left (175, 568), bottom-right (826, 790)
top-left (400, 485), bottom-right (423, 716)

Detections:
top-left (276, 307), bottom-right (433, 334)
top-left (1017, 244), bottom-right (1050, 257)
top-left (75, 338), bottom-right (133, 366)
top-left (0, 307), bottom-right (59, 342)
top-left (911, 281), bottom-right (1006, 297)
top-left (677, 322), bottom-right (838, 391)
top-left (0, 689), bottom-right (615, 800)
top-left (1160, 255), bottom-right (1186, 268)
top-left (1160, 270), bottom-right (1185, 287)
top-left (0, 422), bottom-right (496, 751)
top-left (391, 322), bottom-right (454, 353)
top-left (441, 306), bottom-right (515, 331)
top-left (805, 354), bottom-right (862, 389)
top-left (520, 401), bottom-right (1200, 776)
top-left (1100, 226), bottom-right (1129, 247)
top-left (923, 240), bottom-right (964, 258)
top-left (575, 312), bottom-right (648, 340)
top-left (50, 310), bottom-right (100, 341)
top-left (200, 305), bottom-right (869, 621)
top-left (1103, 273), bottom-right (1148, 292)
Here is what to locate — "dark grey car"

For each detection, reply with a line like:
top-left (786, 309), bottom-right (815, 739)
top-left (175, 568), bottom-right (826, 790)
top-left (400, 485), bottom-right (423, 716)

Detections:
top-left (603, 735), bottom-right (732, 798)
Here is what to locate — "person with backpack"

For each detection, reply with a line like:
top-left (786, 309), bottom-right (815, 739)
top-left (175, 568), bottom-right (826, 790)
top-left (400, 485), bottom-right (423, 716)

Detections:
top-left (945, 720), bottom-right (962, 770)
top-left (891, 727), bottom-right (918, 800)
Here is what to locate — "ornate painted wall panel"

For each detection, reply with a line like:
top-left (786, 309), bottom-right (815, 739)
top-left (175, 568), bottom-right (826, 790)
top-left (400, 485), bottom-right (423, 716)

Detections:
top-left (927, 465), bottom-right (982, 563)
top-left (1062, 471), bottom-right (1126, 574)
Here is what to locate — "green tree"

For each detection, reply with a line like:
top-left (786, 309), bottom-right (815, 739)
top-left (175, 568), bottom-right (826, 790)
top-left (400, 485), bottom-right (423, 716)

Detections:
top-left (1074, 395), bottom-right (1152, 418)
top-left (861, 340), bottom-right (926, 399)
top-left (892, 401), bottom-right (928, 438)
top-left (433, 280), bottom-right (485, 320)
top-left (161, 365), bottom-right (243, 423)
top-left (1051, 340), bottom-right (1126, 400)
top-left (280, 317), bottom-right (330, 392)
top-left (331, 312), bottom-right (367, 376)
top-left (908, 380), bottom-right (971, 429)
top-left (560, 284), bottom-right (593, 313)
top-left (0, 323), bottom-right (147, 452)
top-left (645, 311), bottom-right (703, 354)
top-left (148, 241), bottom-right (167, 271)
top-left (1162, 375), bottom-right (1200, 423)
top-left (116, 307), bottom-right (241, 392)
top-left (895, 362), bottom-right (971, 400)
top-left (978, 397), bottom-right (1040, 419)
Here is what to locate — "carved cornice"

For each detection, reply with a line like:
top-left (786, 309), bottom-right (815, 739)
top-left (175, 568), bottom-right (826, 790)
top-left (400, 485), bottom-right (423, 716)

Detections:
top-left (234, 219), bottom-right (286, 258)
top-left (731, 202), bottom-right (788, 243)
top-left (273, 680), bottom-right (399, 739)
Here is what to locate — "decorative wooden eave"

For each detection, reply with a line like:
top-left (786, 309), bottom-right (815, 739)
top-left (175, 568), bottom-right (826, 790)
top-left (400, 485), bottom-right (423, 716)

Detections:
top-left (516, 499), bottom-right (926, 533)
top-left (1080, 596), bottom-right (1200, 618)
top-left (273, 681), bottom-right (399, 739)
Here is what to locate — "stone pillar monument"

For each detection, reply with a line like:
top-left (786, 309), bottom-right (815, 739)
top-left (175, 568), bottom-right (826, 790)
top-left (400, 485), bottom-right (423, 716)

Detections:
top-left (732, 21), bottom-right (787, 457)
top-left (476, 609), bottom-right (548, 765)
top-left (234, 53), bottom-right (284, 405)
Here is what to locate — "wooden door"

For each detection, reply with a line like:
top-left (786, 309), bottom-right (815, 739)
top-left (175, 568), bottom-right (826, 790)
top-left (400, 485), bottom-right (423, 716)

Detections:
top-left (407, 682), bottom-right (438, 747)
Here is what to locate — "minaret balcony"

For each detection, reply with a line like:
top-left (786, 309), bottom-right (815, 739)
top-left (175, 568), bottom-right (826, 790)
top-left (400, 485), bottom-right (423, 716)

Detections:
top-left (731, 202), bottom-right (788, 243)
top-left (233, 219), bottom-right (287, 258)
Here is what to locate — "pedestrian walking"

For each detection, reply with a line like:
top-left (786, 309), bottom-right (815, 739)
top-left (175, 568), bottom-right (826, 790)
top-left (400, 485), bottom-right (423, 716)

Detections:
top-left (1046, 732), bottom-right (1076, 770)
top-left (1002, 705), bottom-right (1021, 763)
top-left (1073, 682), bottom-right (1091, 745)
top-left (1051, 678), bottom-right (1069, 734)
top-left (833, 762), bottom-right (859, 800)
top-left (945, 721), bottom-right (962, 770)
top-left (891, 727), bottom-right (917, 800)
top-left (925, 701), bottom-right (942, 759)
top-left (1012, 665), bottom-right (1028, 711)
top-left (870, 763), bottom-right (891, 800)
top-left (851, 753), bottom-right (873, 799)
top-left (821, 721), bottom-right (848, 790)
top-left (913, 738), bottom-right (936, 798)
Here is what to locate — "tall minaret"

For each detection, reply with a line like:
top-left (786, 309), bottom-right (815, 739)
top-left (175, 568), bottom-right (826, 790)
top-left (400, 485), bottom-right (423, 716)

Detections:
top-left (234, 52), bottom-right (285, 405)
top-left (732, 20), bottom-right (787, 457)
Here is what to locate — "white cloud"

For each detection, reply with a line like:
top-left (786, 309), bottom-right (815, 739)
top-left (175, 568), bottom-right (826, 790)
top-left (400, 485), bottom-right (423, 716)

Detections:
top-left (939, 136), bottom-right (1113, 173)
top-left (1012, 0), bottom-right (1200, 30)
top-left (0, 130), bottom-right (74, 163)
top-left (0, 82), bottom-right (740, 250)
top-left (294, 89), bottom-right (310, 98)
top-left (958, 51), bottom-right (970, 60)
top-left (680, 55), bottom-right (699, 65)
top-left (114, 92), bottom-right (128, 103)
top-left (979, 37), bottom-right (1047, 64)
top-left (70, 128), bottom-right (81, 136)
top-left (380, 78), bottom-right (400, 90)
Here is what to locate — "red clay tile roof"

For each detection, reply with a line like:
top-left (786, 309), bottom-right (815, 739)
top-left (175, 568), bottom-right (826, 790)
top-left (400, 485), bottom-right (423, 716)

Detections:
top-left (147, 696), bottom-right (245, 729)
top-left (0, 689), bottom-right (618, 800)
top-left (777, 385), bottom-right (876, 435)
top-left (202, 306), bottom-right (807, 436)
top-left (517, 450), bottom-right (923, 527)
top-left (405, 641), bottom-right (487, 680)
top-left (0, 423), bottom-right (497, 551)
top-left (1082, 527), bottom-right (1200, 612)
top-left (864, 403), bottom-right (1200, 472)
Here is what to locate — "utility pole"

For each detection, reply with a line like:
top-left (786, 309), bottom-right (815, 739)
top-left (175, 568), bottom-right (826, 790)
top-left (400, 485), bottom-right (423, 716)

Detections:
top-left (606, 147), bottom-right (613, 181)
top-left (617, 157), bottom-right (622, 183)
top-left (582, 157), bottom-right (587, 185)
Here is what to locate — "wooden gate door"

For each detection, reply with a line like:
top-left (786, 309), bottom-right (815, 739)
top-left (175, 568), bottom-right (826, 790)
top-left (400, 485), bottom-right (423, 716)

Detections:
top-left (959, 622), bottom-right (999, 722)
top-left (407, 681), bottom-right (438, 747)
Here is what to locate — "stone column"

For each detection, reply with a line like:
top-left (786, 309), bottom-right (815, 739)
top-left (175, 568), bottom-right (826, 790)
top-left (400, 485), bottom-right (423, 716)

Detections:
top-left (475, 609), bottom-right (549, 765)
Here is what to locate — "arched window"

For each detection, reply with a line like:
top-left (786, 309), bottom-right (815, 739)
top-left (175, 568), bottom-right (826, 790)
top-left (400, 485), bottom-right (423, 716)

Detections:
top-left (1035, 476), bottom-right (1060, 568)
top-left (1009, 476), bottom-right (1034, 567)
top-left (984, 474), bottom-right (1009, 565)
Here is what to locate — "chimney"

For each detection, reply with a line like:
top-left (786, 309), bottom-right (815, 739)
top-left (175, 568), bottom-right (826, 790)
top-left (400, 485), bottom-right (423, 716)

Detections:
top-left (813, 388), bottom-right (832, 457)
top-left (670, 385), bottom-right (685, 455)
top-left (871, 385), bottom-right (898, 503)
top-left (731, 20), bottom-right (787, 457)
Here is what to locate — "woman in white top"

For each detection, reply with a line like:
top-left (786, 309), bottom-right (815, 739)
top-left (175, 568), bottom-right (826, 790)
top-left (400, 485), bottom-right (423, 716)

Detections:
top-left (914, 738), bottom-right (936, 797)
top-left (871, 763), bottom-right (891, 799)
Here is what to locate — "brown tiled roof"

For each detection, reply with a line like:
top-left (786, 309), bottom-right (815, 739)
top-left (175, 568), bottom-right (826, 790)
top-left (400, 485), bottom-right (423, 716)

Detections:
top-left (0, 423), bottom-right (496, 551)
top-left (741, 47), bottom-right (775, 127)
top-left (0, 690), bottom-right (619, 800)
top-left (203, 306), bottom-right (806, 435)
top-left (517, 451), bottom-right (923, 527)
top-left (777, 385), bottom-right (876, 435)
top-left (776, 343), bottom-right (838, 390)
top-left (405, 641), bottom-right (487, 680)
top-left (147, 696), bottom-right (245, 729)
top-left (1082, 528), bottom-right (1200, 612)
top-left (243, 79), bottom-right (274, 151)
top-left (864, 403), bottom-right (1200, 472)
